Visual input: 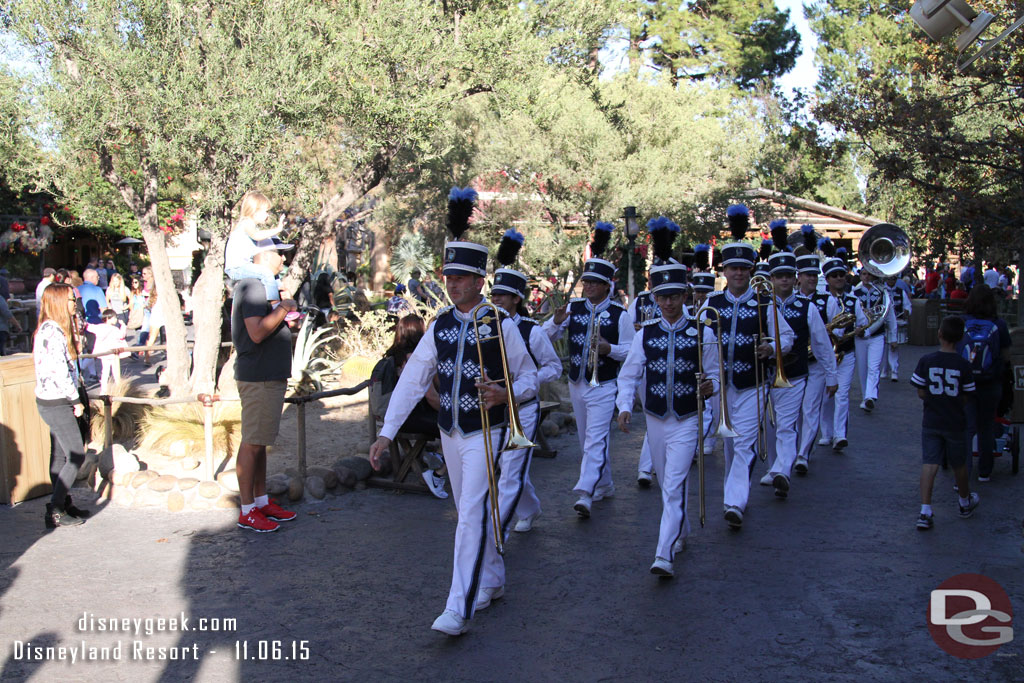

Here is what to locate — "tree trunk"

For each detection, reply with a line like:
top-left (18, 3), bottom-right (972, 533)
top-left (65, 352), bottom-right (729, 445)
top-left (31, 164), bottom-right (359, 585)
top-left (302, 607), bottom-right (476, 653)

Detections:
top-left (140, 222), bottom-right (190, 394)
top-left (281, 145), bottom-right (397, 294)
top-left (370, 227), bottom-right (391, 293)
top-left (188, 219), bottom-right (229, 394)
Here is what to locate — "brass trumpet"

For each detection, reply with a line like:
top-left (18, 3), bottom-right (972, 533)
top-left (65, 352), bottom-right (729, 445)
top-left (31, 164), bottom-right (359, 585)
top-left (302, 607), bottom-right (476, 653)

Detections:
top-left (825, 310), bottom-right (857, 363)
top-left (585, 310), bottom-right (602, 387)
top-left (749, 274), bottom-right (793, 389)
top-left (471, 302), bottom-right (537, 556)
top-left (696, 306), bottom-right (738, 439)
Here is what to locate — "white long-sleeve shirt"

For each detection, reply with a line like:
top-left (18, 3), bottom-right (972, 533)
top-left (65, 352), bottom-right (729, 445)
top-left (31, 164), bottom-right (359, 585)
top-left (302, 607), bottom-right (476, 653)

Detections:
top-left (379, 303), bottom-right (538, 441)
top-left (541, 295), bottom-right (635, 365)
top-left (616, 314), bottom-right (720, 416)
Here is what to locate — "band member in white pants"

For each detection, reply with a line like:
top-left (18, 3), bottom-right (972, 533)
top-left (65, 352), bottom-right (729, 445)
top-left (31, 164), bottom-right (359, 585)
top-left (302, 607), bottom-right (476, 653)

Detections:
top-left (881, 276), bottom-right (911, 381)
top-left (369, 188), bottom-right (538, 637)
top-left (490, 230), bottom-right (562, 534)
top-left (819, 257), bottom-right (860, 451)
top-left (853, 268), bottom-right (897, 413)
top-left (543, 222), bottom-right (634, 518)
top-left (617, 262), bottom-right (717, 577)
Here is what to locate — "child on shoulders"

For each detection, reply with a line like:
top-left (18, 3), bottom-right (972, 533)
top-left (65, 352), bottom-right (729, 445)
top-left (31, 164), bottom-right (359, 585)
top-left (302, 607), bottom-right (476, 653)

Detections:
top-left (225, 191), bottom-right (288, 301)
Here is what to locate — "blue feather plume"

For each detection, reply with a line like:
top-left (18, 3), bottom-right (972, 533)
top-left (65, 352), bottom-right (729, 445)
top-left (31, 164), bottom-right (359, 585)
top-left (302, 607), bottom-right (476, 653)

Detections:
top-left (446, 186), bottom-right (477, 240)
top-left (726, 204), bottom-right (749, 217)
top-left (591, 221), bottom-right (615, 258)
top-left (496, 229), bottom-right (525, 266)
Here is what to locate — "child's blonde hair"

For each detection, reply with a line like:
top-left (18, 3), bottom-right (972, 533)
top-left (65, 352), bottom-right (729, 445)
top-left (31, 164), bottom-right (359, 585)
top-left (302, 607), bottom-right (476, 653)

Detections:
top-left (236, 191), bottom-right (271, 221)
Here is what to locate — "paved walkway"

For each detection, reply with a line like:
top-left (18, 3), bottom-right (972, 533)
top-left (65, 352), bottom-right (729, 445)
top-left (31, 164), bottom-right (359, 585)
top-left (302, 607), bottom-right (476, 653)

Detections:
top-left (1, 345), bottom-right (1021, 681)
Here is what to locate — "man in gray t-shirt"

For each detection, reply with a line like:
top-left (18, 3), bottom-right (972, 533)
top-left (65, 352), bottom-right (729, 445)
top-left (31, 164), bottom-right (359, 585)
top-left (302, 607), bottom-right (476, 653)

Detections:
top-left (230, 238), bottom-right (298, 532)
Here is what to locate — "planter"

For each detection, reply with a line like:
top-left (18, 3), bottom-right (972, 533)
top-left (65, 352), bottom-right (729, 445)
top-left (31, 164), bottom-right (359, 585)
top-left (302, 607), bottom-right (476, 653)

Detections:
top-left (7, 278), bottom-right (25, 296)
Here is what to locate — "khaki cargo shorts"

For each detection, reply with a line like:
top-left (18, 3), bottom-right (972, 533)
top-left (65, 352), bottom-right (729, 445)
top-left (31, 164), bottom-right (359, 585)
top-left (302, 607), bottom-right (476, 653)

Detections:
top-left (237, 379), bottom-right (287, 446)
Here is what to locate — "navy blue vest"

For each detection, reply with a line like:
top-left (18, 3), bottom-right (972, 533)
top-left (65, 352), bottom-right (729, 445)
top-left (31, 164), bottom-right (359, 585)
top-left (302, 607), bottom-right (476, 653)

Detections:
top-left (854, 284), bottom-right (886, 337)
top-left (641, 318), bottom-right (701, 419)
top-left (890, 286), bottom-right (905, 317)
top-left (517, 316), bottom-right (540, 366)
top-left (810, 292), bottom-right (830, 324)
top-left (632, 291), bottom-right (660, 325)
top-left (433, 304), bottom-right (507, 435)
top-left (704, 290), bottom-right (769, 390)
top-left (566, 298), bottom-right (625, 384)
top-left (832, 291), bottom-right (857, 354)
top-left (779, 295), bottom-right (810, 379)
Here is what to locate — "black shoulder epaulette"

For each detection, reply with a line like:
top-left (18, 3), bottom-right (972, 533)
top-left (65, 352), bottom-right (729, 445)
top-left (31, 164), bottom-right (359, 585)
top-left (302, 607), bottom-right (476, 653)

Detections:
top-left (609, 301), bottom-right (626, 311)
top-left (569, 297), bottom-right (586, 303)
top-left (640, 318), bottom-right (661, 327)
top-left (437, 305), bottom-right (454, 315)
top-left (520, 317), bottom-right (540, 326)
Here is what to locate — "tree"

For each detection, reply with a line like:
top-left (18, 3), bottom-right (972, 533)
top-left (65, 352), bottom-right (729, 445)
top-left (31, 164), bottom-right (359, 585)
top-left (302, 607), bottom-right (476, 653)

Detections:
top-left (631, 0), bottom-right (801, 89)
top-left (4, 0), bottom-right (349, 393)
top-left (808, 0), bottom-right (1024, 263)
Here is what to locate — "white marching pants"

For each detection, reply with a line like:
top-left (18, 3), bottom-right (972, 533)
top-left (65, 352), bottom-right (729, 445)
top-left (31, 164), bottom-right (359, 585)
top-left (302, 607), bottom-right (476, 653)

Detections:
top-left (768, 376), bottom-right (807, 479)
top-left (647, 414), bottom-right (698, 561)
top-left (722, 385), bottom-right (763, 512)
top-left (884, 343), bottom-right (900, 379)
top-left (702, 395), bottom-right (718, 454)
top-left (855, 334), bottom-right (885, 402)
top-left (440, 427), bottom-right (507, 619)
top-left (501, 401), bottom-right (542, 529)
top-left (568, 380), bottom-right (617, 495)
top-left (638, 434), bottom-right (653, 476)
top-left (798, 361), bottom-right (828, 459)
top-left (821, 353), bottom-right (856, 441)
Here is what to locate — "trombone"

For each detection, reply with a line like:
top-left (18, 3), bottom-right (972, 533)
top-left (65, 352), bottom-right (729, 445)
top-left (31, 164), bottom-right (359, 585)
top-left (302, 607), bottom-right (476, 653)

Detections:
top-left (471, 301), bottom-right (537, 556)
top-left (748, 274), bottom-right (790, 461)
top-left (694, 306), bottom-right (737, 528)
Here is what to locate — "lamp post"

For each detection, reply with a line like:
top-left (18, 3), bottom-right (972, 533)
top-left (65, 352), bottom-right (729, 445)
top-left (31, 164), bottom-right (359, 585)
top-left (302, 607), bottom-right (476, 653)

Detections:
top-left (623, 206), bottom-right (640, 303)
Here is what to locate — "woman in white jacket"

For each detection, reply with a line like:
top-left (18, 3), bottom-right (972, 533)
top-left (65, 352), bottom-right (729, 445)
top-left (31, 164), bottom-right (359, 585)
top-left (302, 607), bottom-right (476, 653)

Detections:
top-left (33, 283), bottom-right (91, 528)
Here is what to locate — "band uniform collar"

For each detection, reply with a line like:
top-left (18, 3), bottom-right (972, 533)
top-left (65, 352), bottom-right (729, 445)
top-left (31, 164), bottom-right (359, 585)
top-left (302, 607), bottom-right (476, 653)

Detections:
top-left (724, 287), bottom-right (753, 304)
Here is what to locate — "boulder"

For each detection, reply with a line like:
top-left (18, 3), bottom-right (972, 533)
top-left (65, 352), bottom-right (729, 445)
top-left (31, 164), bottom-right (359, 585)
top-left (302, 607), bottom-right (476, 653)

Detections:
top-left (169, 440), bottom-right (191, 459)
top-left (337, 455), bottom-right (373, 481)
top-left (548, 411), bottom-right (570, 427)
top-left (131, 470), bottom-right (158, 489)
top-left (215, 494), bottom-right (240, 509)
top-left (166, 491), bottom-right (185, 512)
top-left (177, 478), bottom-right (199, 491)
top-left (148, 475), bottom-right (178, 493)
top-left (190, 496), bottom-right (213, 511)
top-left (266, 478), bottom-right (289, 496)
top-left (76, 460), bottom-right (97, 482)
top-left (332, 464), bottom-right (358, 489)
top-left (287, 476), bottom-right (304, 501)
top-left (181, 456), bottom-right (201, 471)
top-left (355, 481), bottom-right (367, 491)
top-left (307, 466), bottom-right (338, 489)
top-left (216, 469), bottom-right (240, 493)
top-left (132, 488), bottom-right (165, 508)
top-left (305, 475), bottom-right (326, 500)
top-left (541, 420), bottom-right (560, 438)
top-left (198, 481), bottom-right (221, 499)
top-left (105, 445), bottom-right (139, 476)
top-left (110, 486), bottom-right (134, 507)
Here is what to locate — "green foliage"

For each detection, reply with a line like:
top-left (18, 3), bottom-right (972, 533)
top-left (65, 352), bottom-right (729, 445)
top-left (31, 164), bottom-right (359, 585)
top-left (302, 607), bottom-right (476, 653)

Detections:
top-left (808, 0), bottom-right (1024, 260)
top-left (632, 0), bottom-right (801, 89)
top-left (389, 232), bottom-right (440, 286)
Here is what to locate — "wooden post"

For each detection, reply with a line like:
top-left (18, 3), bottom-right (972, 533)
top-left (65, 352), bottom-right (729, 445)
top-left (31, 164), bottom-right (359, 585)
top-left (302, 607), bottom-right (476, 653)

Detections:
top-left (201, 394), bottom-right (216, 482)
top-left (296, 401), bottom-right (307, 480)
top-left (103, 395), bottom-right (113, 456)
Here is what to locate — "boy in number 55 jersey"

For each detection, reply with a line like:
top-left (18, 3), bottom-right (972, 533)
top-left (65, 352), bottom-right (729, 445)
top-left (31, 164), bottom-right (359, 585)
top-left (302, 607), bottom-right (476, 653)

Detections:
top-left (909, 316), bottom-right (979, 530)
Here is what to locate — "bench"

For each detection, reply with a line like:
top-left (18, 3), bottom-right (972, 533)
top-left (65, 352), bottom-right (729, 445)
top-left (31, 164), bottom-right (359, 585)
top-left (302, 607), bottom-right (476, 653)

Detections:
top-left (366, 430), bottom-right (434, 494)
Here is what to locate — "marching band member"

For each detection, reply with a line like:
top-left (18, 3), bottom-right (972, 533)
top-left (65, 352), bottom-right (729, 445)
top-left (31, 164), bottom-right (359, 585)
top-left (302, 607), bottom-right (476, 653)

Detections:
top-left (763, 246), bottom-right (837, 495)
top-left (544, 222), bottom-right (634, 518)
top-left (701, 204), bottom-right (793, 529)
top-left (819, 255), bottom-right (860, 451)
top-left (881, 275), bottom-right (911, 381)
top-left (795, 240), bottom-right (839, 473)
top-left (490, 230), bottom-right (563, 534)
top-left (616, 261), bottom-right (717, 577)
top-left (852, 267), bottom-right (897, 413)
top-left (691, 245), bottom-right (718, 456)
top-left (368, 188), bottom-right (538, 636)
top-left (628, 217), bottom-right (680, 488)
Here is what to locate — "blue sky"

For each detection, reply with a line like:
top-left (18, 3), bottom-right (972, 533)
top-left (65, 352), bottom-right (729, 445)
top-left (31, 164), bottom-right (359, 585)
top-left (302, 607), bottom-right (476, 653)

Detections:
top-left (776, 0), bottom-right (820, 95)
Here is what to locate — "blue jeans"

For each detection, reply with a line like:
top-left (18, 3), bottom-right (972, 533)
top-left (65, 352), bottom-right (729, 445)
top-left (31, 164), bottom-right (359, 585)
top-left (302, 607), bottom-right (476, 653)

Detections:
top-left (967, 379), bottom-right (1002, 478)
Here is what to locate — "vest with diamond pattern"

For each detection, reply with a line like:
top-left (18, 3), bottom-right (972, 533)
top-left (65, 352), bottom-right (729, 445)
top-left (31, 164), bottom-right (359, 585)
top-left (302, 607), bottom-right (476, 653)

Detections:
top-left (632, 291), bottom-right (661, 325)
top-left (641, 318), bottom-right (701, 418)
top-left (807, 292), bottom-right (830, 364)
top-left (854, 284), bottom-right (886, 338)
top-left (832, 292), bottom-right (857, 354)
top-left (433, 305), bottom-right (507, 435)
top-left (780, 295), bottom-right (811, 379)
top-left (566, 298), bottom-right (625, 384)
top-left (517, 316), bottom-right (540, 366)
top-left (703, 290), bottom-right (769, 390)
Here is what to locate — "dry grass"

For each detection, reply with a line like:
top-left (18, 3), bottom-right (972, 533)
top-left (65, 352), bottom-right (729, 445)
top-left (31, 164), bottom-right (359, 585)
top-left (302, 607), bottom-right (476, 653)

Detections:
top-left (137, 401), bottom-right (243, 459)
top-left (89, 378), bottom-right (149, 444)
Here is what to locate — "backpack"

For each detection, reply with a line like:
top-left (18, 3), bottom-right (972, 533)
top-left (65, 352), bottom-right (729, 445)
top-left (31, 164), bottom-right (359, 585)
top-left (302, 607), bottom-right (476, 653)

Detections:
top-left (957, 317), bottom-right (1000, 380)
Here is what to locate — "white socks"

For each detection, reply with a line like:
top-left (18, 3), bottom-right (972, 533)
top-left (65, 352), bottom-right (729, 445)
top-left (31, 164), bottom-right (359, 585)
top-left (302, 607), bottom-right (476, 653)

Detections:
top-left (255, 494), bottom-right (269, 508)
top-left (921, 504), bottom-right (933, 516)
top-left (241, 503), bottom-right (256, 515)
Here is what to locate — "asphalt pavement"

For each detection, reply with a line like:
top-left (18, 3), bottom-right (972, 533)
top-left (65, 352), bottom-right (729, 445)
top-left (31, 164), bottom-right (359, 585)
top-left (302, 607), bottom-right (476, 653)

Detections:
top-left (1, 344), bottom-right (1021, 682)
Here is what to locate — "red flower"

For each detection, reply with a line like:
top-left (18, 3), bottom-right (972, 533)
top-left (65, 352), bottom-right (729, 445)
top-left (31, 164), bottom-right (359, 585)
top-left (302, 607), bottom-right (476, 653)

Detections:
top-left (11, 222), bottom-right (24, 232)
top-left (40, 216), bottom-right (50, 226)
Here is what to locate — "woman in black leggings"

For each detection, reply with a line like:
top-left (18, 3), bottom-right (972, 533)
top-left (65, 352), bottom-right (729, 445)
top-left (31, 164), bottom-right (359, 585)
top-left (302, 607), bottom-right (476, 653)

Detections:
top-left (33, 283), bottom-right (91, 528)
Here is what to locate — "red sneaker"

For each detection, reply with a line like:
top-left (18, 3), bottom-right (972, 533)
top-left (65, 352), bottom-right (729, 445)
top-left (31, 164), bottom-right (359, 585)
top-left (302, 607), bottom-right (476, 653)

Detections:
top-left (259, 500), bottom-right (296, 522)
top-left (238, 508), bottom-right (280, 533)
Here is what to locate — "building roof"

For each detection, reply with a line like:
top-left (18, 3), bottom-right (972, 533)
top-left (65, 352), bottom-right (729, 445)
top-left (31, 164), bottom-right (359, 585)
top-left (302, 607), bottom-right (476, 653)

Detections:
top-left (741, 188), bottom-right (885, 248)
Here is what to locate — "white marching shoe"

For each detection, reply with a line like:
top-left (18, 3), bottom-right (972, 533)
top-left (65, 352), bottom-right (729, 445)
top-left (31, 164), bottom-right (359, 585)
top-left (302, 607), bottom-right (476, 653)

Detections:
top-left (421, 470), bottom-right (449, 499)
top-left (431, 610), bottom-right (468, 636)
top-left (636, 471), bottom-right (653, 488)
top-left (574, 494), bottom-right (592, 518)
top-left (513, 513), bottom-right (538, 533)
top-left (673, 537), bottom-right (687, 554)
top-left (759, 472), bottom-right (773, 486)
top-left (817, 436), bottom-right (832, 447)
top-left (794, 456), bottom-right (809, 475)
top-left (474, 585), bottom-right (505, 611)
top-left (650, 557), bottom-right (674, 577)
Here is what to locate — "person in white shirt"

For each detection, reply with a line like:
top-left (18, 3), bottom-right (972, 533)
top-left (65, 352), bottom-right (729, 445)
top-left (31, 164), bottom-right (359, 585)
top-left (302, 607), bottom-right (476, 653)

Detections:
top-left (983, 263), bottom-right (1000, 290)
top-left (368, 188), bottom-right (538, 637)
top-left (35, 267), bottom-right (56, 313)
top-left (489, 230), bottom-right (563, 534)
